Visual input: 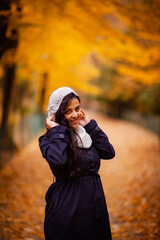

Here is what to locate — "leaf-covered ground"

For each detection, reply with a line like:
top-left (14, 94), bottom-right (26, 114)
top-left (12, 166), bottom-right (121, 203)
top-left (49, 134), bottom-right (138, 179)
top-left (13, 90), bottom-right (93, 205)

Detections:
top-left (0, 111), bottom-right (159, 240)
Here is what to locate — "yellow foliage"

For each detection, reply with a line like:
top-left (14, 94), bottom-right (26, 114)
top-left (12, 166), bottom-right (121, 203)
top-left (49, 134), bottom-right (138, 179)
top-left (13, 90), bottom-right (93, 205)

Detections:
top-left (117, 65), bottom-right (159, 85)
top-left (3, 0), bottom-right (159, 108)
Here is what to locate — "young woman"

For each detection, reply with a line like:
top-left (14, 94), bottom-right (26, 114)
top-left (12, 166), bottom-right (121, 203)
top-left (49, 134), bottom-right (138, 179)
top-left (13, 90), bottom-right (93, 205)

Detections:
top-left (39, 87), bottom-right (115, 240)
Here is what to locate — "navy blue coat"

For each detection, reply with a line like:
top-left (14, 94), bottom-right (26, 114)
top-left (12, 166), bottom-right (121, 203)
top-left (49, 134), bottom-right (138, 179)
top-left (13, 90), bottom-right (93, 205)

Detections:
top-left (39, 119), bottom-right (115, 240)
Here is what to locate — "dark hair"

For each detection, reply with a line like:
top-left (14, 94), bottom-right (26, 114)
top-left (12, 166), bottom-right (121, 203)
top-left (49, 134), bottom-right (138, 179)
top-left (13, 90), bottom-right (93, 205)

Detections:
top-left (55, 93), bottom-right (83, 178)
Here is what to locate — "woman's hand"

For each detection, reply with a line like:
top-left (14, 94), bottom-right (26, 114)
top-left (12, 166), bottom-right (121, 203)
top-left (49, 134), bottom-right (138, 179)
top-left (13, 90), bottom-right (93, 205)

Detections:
top-left (45, 115), bottom-right (59, 130)
top-left (79, 109), bottom-right (90, 127)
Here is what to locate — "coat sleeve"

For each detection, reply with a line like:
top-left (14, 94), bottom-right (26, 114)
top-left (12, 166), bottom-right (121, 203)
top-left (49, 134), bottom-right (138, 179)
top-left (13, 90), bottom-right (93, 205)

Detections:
top-left (38, 126), bottom-right (70, 169)
top-left (84, 119), bottom-right (115, 160)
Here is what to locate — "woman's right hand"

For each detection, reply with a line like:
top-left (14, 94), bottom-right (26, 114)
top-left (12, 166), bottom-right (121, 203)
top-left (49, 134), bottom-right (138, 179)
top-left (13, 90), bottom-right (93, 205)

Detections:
top-left (79, 109), bottom-right (90, 127)
top-left (45, 115), bottom-right (59, 130)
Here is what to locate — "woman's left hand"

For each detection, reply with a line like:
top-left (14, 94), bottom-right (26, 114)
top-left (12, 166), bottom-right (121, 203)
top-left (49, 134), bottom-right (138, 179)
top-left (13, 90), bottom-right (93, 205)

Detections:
top-left (79, 109), bottom-right (90, 127)
top-left (45, 115), bottom-right (59, 129)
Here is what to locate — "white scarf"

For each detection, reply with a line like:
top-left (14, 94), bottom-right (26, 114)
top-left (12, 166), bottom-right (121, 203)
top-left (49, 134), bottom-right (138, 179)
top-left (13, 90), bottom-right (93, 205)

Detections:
top-left (76, 125), bottom-right (92, 148)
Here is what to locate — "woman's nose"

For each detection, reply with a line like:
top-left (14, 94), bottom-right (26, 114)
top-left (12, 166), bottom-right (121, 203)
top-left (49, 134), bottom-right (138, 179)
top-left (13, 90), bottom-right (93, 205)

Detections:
top-left (71, 111), bottom-right (78, 119)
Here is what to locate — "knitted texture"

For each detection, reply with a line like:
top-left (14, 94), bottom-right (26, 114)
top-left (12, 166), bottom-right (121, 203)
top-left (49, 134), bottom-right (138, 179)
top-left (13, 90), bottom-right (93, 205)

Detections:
top-left (47, 87), bottom-right (78, 117)
top-left (76, 125), bottom-right (92, 148)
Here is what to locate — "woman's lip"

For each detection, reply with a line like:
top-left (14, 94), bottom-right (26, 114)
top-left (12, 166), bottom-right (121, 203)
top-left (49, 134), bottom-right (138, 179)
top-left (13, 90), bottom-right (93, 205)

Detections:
top-left (70, 119), bottom-right (79, 125)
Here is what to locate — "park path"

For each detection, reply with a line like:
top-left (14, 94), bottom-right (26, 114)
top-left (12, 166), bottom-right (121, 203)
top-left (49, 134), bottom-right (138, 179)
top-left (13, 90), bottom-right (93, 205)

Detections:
top-left (0, 110), bottom-right (159, 240)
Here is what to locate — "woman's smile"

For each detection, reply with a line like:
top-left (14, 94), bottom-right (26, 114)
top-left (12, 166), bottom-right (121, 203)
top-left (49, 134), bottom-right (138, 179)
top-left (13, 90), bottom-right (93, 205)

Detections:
top-left (70, 119), bottom-right (79, 125)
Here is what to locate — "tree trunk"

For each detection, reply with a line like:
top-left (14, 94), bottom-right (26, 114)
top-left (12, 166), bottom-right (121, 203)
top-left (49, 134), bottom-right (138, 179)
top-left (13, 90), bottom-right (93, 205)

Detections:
top-left (39, 72), bottom-right (48, 113)
top-left (1, 64), bottom-right (16, 129)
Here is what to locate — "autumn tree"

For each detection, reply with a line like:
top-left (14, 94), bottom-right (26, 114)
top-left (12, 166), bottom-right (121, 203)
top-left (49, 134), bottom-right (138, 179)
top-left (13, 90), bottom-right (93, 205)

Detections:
top-left (0, 0), bottom-right (159, 154)
top-left (0, 0), bottom-right (20, 130)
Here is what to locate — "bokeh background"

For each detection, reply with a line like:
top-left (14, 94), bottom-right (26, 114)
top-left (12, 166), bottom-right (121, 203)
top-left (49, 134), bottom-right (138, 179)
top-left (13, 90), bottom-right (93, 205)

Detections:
top-left (0, 0), bottom-right (160, 160)
top-left (0, 1), bottom-right (160, 239)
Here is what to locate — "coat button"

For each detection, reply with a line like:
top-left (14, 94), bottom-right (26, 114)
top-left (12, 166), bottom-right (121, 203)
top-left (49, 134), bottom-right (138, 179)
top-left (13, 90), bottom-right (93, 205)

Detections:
top-left (88, 151), bottom-right (93, 156)
top-left (60, 134), bottom-right (65, 138)
top-left (95, 126), bottom-right (100, 131)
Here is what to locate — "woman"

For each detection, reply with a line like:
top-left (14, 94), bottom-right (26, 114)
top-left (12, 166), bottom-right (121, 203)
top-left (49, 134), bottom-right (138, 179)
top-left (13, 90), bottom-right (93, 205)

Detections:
top-left (39, 87), bottom-right (115, 240)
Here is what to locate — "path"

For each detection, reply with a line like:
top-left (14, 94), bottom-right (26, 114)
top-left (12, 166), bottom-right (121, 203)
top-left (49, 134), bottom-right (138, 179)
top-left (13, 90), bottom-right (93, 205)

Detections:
top-left (0, 110), bottom-right (159, 240)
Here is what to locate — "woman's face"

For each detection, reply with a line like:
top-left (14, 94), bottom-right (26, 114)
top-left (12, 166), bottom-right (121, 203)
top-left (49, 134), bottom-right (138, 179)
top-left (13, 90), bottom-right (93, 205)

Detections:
top-left (64, 97), bottom-right (81, 130)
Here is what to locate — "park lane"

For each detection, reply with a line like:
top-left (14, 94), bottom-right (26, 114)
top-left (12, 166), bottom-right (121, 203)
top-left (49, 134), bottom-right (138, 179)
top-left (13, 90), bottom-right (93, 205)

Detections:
top-left (0, 110), bottom-right (159, 240)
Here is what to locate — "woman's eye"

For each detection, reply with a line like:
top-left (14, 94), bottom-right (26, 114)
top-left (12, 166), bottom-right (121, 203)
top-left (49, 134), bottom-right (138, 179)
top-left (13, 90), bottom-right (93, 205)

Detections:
top-left (76, 107), bottom-right (80, 112)
top-left (64, 110), bottom-right (70, 114)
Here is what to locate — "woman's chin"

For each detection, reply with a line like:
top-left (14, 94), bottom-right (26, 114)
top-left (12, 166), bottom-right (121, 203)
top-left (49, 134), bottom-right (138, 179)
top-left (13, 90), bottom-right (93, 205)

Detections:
top-left (69, 122), bottom-right (79, 130)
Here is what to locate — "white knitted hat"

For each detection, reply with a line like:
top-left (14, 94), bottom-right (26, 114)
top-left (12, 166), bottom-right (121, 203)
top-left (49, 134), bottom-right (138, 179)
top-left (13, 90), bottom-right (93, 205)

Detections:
top-left (47, 87), bottom-right (78, 117)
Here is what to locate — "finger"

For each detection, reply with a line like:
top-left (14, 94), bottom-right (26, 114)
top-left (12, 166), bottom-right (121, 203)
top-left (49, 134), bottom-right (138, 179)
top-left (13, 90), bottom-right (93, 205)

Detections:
top-left (45, 119), bottom-right (50, 129)
top-left (47, 115), bottom-right (53, 121)
top-left (80, 112), bottom-right (84, 119)
top-left (47, 114), bottom-right (55, 121)
top-left (51, 114), bottom-right (55, 121)
top-left (80, 109), bottom-right (85, 117)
